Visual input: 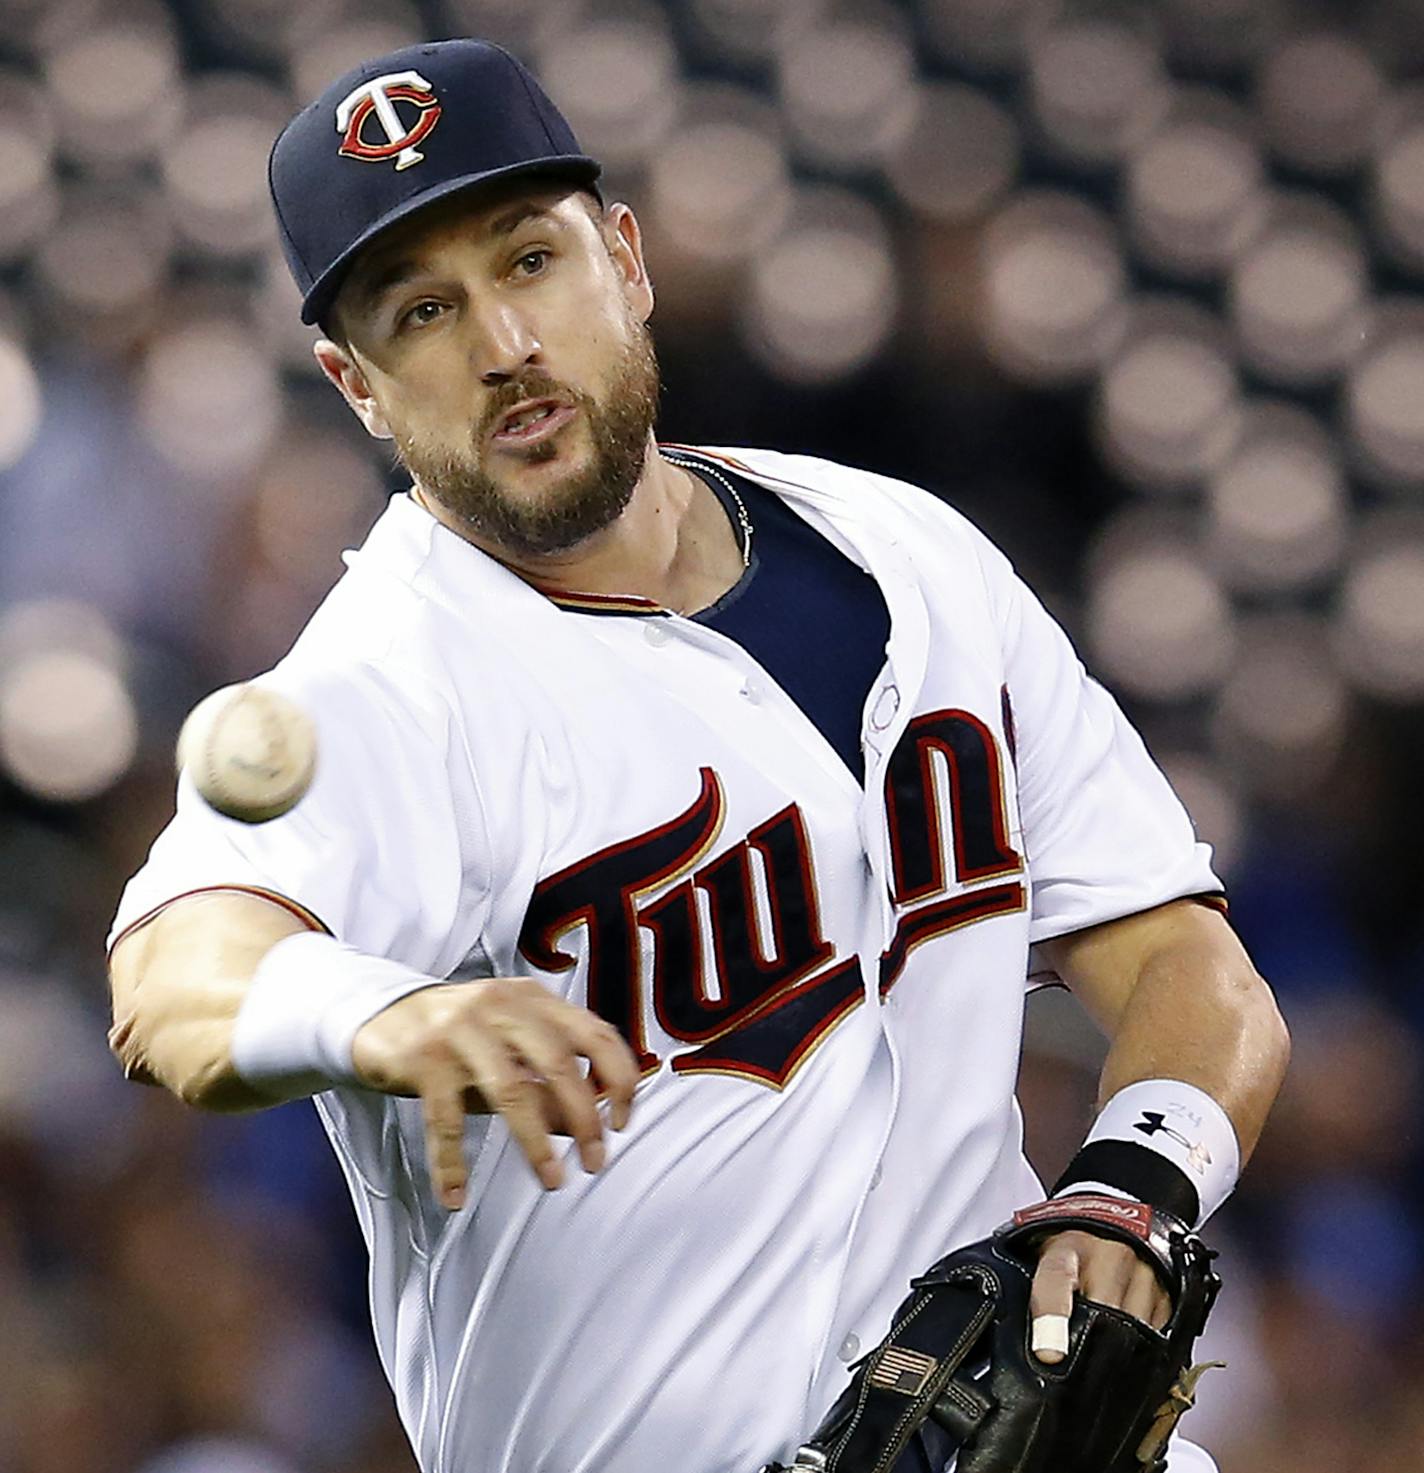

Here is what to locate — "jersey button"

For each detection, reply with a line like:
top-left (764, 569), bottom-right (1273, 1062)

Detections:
top-left (644, 622), bottom-right (671, 647)
top-left (869, 1164), bottom-right (883, 1191)
top-left (740, 681), bottom-right (761, 704)
top-left (838, 1333), bottom-right (860, 1362)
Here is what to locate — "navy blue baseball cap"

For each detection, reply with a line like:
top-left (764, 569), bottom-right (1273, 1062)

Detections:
top-left (269, 39), bottom-right (602, 327)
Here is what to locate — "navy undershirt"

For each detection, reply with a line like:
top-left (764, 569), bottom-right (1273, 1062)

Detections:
top-left (667, 453), bottom-right (892, 786)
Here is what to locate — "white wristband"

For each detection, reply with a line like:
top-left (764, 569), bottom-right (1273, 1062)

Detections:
top-left (231, 930), bottom-right (444, 1095)
top-left (1054, 1078), bottom-right (1242, 1228)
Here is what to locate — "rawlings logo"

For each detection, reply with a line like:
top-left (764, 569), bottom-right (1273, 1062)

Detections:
top-left (1013, 1196), bottom-right (1153, 1239)
top-left (335, 70), bottom-right (442, 171)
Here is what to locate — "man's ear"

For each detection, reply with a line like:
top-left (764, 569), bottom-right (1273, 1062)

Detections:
top-left (313, 338), bottom-right (393, 440)
top-left (604, 202), bottom-right (654, 323)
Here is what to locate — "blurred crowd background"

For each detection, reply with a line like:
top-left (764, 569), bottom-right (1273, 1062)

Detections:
top-left (0, 0), bottom-right (1420, 1469)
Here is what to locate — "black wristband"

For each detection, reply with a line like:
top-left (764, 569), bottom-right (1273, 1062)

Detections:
top-left (1051, 1139), bottom-right (1201, 1227)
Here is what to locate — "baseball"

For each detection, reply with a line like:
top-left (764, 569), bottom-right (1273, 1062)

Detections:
top-left (176, 683), bottom-right (317, 823)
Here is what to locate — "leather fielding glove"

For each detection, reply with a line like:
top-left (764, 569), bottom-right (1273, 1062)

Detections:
top-left (764, 1195), bottom-right (1223, 1473)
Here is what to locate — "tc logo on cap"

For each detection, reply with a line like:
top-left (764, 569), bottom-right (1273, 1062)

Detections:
top-left (335, 70), bottom-right (442, 171)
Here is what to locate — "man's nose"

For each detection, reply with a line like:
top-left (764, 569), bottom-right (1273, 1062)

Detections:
top-left (472, 302), bottom-right (541, 385)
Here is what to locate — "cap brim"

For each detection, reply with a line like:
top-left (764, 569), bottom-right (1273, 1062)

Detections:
top-left (300, 154), bottom-right (602, 327)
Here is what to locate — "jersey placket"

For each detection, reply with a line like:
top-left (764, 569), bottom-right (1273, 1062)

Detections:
top-left (800, 531), bottom-right (935, 1406)
top-left (649, 485), bottom-right (943, 1417)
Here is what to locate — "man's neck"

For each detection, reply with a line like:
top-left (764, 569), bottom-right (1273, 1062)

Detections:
top-left (413, 445), bottom-right (746, 614)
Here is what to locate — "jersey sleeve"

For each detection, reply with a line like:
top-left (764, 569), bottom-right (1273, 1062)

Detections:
top-left (108, 661), bottom-right (491, 979)
top-left (978, 538), bottom-right (1223, 958)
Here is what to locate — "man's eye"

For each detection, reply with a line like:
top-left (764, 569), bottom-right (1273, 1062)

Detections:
top-left (401, 301), bottom-right (445, 329)
top-left (515, 250), bottom-right (551, 276)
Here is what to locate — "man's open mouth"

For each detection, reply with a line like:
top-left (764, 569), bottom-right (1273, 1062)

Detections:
top-left (491, 399), bottom-right (576, 445)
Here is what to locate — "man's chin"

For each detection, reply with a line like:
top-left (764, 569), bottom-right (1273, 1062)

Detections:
top-left (479, 449), bottom-right (602, 512)
top-left (427, 461), bottom-right (634, 558)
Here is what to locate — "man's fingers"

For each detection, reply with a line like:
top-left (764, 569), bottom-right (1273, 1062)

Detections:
top-left (366, 979), bottom-right (639, 1195)
top-left (462, 1077), bottom-right (579, 1134)
top-left (457, 1024), bottom-right (637, 1136)
top-left (575, 1014), bottom-right (640, 1131)
top-left (1036, 1231), bottom-right (1175, 1349)
top-left (419, 1050), bottom-right (474, 1211)
top-left (533, 1057), bottom-right (604, 1173)
top-left (1078, 1240), bottom-right (1170, 1331)
top-left (463, 1031), bottom-right (565, 1190)
top-left (1122, 1261), bottom-right (1172, 1331)
top-left (1029, 1240), bottom-right (1079, 1364)
top-left (1079, 1248), bottom-right (1135, 1313)
top-left (504, 994), bottom-right (640, 1160)
top-left (499, 1014), bottom-right (608, 1174)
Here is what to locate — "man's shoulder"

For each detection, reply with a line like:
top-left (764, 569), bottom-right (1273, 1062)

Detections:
top-left (686, 445), bottom-right (1010, 566)
top-left (277, 571), bottom-right (430, 710)
top-left (261, 583), bottom-right (448, 747)
top-left (684, 445), bottom-right (901, 501)
top-left (266, 493), bottom-right (520, 719)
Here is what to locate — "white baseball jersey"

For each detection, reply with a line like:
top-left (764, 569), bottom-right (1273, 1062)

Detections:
top-left (111, 448), bottom-right (1222, 1473)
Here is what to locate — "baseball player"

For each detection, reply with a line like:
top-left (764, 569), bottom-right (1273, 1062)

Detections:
top-left (106, 40), bottom-right (1289, 1473)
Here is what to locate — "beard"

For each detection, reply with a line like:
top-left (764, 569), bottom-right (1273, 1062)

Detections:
top-left (394, 313), bottom-right (661, 559)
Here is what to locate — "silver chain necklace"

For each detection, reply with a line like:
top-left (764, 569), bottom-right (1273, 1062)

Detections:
top-left (668, 453), bottom-right (753, 569)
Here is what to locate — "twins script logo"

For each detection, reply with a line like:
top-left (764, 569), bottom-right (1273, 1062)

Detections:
top-left (335, 70), bottom-right (442, 171)
top-left (518, 702), bottom-right (1027, 1091)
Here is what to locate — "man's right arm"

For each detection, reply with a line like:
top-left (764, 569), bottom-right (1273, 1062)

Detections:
top-left (108, 890), bottom-right (640, 1202)
top-left (109, 890), bottom-right (310, 1110)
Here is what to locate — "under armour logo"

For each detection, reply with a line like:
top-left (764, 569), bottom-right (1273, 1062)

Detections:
top-left (336, 70), bottom-right (442, 171)
top-left (1135, 1111), bottom-right (1213, 1174)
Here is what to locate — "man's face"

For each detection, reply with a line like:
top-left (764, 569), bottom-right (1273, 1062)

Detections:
top-left (328, 185), bottom-right (660, 559)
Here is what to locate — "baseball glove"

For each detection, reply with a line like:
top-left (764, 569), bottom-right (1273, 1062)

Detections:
top-left (765, 1194), bottom-right (1222, 1473)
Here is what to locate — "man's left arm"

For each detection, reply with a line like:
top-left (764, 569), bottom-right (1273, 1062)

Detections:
top-left (1027, 896), bottom-right (1290, 1359)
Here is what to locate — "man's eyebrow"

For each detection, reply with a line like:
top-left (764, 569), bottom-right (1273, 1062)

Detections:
top-left (353, 258), bottom-right (422, 314)
top-left (487, 201), bottom-right (559, 237)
